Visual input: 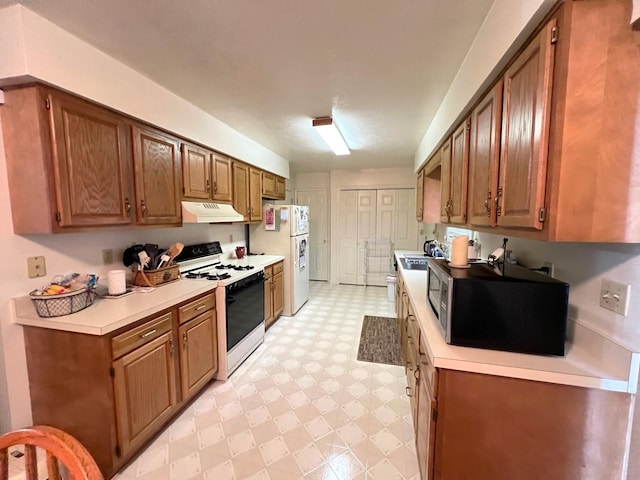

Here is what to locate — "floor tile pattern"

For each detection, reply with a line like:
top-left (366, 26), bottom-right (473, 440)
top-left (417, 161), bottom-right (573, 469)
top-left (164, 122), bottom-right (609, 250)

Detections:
top-left (114, 282), bottom-right (418, 480)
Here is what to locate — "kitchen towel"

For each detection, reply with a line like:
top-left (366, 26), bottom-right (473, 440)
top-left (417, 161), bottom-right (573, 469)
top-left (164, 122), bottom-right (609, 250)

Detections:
top-left (107, 270), bottom-right (127, 295)
top-left (451, 235), bottom-right (469, 266)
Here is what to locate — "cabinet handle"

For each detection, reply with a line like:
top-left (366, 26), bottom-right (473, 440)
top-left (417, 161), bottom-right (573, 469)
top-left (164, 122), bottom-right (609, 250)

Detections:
top-left (140, 200), bottom-right (147, 215)
top-left (169, 338), bottom-right (174, 356)
top-left (124, 197), bottom-right (131, 213)
top-left (406, 386), bottom-right (412, 397)
top-left (414, 367), bottom-right (420, 380)
top-left (140, 329), bottom-right (156, 338)
top-left (195, 304), bottom-right (207, 311)
top-left (183, 332), bottom-right (188, 349)
top-left (206, 179), bottom-right (211, 192)
top-left (420, 354), bottom-right (429, 366)
top-left (214, 181), bottom-right (218, 193)
top-left (247, 207), bottom-right (250, 214)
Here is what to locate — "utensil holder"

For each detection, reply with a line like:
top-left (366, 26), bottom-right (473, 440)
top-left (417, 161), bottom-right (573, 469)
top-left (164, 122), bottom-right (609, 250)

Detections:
top-left (132, 264), bottom-right (180, 287)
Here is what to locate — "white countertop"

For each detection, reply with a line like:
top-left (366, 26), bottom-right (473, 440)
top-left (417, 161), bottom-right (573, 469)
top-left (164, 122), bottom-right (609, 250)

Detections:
top-left (13, 255), bottom-right (284, 336)
top-left (395, 251), bottom-right (639, 393)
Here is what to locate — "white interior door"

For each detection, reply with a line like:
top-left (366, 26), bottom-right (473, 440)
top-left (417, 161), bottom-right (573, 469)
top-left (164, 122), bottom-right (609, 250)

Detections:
top-left (338, 191), bottom-right (359, 284)
top-left (393, 189), bottom-right (419, 250)
top-left (376, 190), bottom-right (396, 241)
top-left (295, 190), bottom-right (328, 281)
top-left (356, 191), bottom-right (377, 285)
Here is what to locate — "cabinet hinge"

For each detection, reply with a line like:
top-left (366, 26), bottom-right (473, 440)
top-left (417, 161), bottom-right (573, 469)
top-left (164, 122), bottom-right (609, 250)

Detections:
top-left (45, 97), bottom-right (51, 110)
top-left (55, 211), bottom-right (61, 223)
top-left (432, 408), bottom-right (438, 422)
top-left (115, 445), bottom-right (121, 457)
top-left (538, 207), bottom-right (547, 223)
top-left (551, 26), bottom-right (559, 44)
top-left (109, 367), bottom-right (115, 378)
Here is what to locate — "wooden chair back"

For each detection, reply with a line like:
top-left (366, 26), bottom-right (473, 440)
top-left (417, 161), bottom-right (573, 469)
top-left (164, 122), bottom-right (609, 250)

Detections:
top-left (0, 425), bottom-right (103, 480)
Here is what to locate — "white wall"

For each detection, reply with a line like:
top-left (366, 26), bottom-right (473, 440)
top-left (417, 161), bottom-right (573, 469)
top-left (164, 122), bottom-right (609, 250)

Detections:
top-left (0, 5), bottom-right (290, 178)
top-left (414, 0), bottom-right (557, 170)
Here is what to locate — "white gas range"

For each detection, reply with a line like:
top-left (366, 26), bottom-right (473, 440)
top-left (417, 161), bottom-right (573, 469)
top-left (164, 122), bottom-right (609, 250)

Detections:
top-left (175, 242), bottom-right (265, 375)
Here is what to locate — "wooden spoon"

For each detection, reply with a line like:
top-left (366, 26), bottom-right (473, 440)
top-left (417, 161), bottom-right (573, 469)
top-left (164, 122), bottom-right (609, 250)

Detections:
top-left (166, 242), bottom-right (184, 265)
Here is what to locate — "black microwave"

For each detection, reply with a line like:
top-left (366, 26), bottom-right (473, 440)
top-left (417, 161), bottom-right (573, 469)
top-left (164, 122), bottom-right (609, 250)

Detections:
top-left (426, 258), bottom-right (569, 356)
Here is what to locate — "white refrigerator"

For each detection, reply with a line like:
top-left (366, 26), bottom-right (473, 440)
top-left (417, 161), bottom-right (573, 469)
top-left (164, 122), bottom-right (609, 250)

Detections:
top-left (250, 205), bottom-right (310, 316)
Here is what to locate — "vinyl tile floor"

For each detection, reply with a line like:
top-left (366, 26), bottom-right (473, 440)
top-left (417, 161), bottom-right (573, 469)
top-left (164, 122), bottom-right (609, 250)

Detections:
top-left (113, 281), bottom-right (418, 480)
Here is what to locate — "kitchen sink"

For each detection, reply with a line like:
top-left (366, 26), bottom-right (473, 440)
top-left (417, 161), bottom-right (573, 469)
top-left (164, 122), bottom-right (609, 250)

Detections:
top-left (399, 256), bottom-right (429, 270)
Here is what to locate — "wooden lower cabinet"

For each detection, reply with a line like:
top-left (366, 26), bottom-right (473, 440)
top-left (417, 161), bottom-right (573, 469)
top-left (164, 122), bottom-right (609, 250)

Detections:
top-left (264, 261), bottom-right (284, 329)
top-left (398, 276), bottom-right (632, 480)
top-left (112, 330), bottom-right (178, 457)
top-left (22, 289), bottom-right (220, 479)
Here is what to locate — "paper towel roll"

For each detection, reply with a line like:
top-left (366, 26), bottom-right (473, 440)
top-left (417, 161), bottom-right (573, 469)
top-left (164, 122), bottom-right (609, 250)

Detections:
top-left (108, 270), bottom-right (127, 295)
top-left (451, 235), bottom-right (469, 266)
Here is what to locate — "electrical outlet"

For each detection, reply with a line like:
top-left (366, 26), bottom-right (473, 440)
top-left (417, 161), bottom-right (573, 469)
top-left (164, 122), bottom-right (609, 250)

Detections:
top-left (27, 256), bottom-right (46, 278)
top-left (600, 278), bottom-right (631, 316)
top-left (102, 249), bottom-right (114, 265)
top-left (543, 261), bottom-right (555, 278)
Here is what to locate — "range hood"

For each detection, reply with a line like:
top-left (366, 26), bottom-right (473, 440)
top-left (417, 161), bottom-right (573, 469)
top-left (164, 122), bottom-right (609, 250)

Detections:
top-left (181, 201), bottom-right (244, 223)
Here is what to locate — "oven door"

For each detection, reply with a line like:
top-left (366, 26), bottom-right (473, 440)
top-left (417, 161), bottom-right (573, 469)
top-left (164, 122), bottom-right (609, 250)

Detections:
top-left (226, 272), bottom-right (265, 351)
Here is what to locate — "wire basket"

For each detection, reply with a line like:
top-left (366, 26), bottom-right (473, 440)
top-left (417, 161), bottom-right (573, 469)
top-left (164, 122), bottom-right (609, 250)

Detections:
top-left (29, 288), bottom-right (95, 318)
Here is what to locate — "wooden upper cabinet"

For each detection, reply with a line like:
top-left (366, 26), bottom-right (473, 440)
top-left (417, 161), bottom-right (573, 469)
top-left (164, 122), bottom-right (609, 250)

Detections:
top-left (262, 171), bottom-right (277, 198)
top-left (249, 167), bottom-right (263, 222)
top-left (468, 81), bottom-right (503, 227)
top-left (232, 161), bottom-right (250, 221)
top-left (416, 169), bottom-right (425, 221)
top-left (498, 19), bottom-right (556, 230)
top-left (132, 124), bottom-right (182, 226)
top-left (439, 138), bottom-right (452, 223)
top-left (1, 86), bottom-right (134, 233)
top-left (449, 119), bottom-right (470, 224)
top-left (212, 154), bottom-right (232, 203)
top-left (181, 142), bottom-right (211, 200)
top-left (275, 176), bottom-right (286, 200)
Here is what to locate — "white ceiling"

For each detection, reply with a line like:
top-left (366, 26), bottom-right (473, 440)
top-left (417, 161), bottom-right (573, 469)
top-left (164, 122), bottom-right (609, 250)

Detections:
top-left (0, 0), bottom-right (494, 173)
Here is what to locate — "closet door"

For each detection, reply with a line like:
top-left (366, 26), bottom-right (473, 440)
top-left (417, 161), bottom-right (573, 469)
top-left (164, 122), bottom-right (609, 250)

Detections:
top-left (338, 190), bottom-right (376, 285)
top-left (393, 189), bottom-right (418, 250)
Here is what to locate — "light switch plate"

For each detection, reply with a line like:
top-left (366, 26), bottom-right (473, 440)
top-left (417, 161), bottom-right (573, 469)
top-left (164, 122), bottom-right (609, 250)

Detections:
top-left (600, 278), bottom-right (631, 316)
top-left (27, 256), bottom-right (46, 278)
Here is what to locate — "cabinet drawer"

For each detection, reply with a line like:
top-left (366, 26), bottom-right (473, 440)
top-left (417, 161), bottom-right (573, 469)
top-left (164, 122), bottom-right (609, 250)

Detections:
top-left (112, 312), bottom-right (173, 359)
top-left (272, 261), bottom-right (283, 275)
top-left (179, 293), bottom-right (215, 325)
top-left (263, 265), bottom-right (273, 280)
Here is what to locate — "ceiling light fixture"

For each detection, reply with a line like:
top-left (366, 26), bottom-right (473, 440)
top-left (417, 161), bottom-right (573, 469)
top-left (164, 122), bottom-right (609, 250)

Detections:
top-left (312, 117), bottom-right (350, 156)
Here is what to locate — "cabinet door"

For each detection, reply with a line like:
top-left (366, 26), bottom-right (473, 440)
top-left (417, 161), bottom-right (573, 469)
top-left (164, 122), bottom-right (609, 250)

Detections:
top-left (275, 176), bottom-right (286, 200)
top-left (132, 125), bottom-right (182, 226)
top-left (264, 276), bottom-right (274, 328)
top-left (439, 139), bottom-right (452, 223)
top-left (178, 310), bottom-right (218, 400)
top-left (249, 167), bottom-right (263, 222)
top-left (112, 331), bottom-right (177, 457)
top-left (273, 271), bottom-right (284, 319)
top-left (232, 161), bottom-right (250, 221)
top-left (498, 19), bottom-right (556, 230)
top-left (48, 90), bottom-right (134, 228)
top-left (182, 143), bottom-right (211, 200)
top-left (416, 169), bottom-right (425, 221)
top-left (212, 154), bottom-right (233, 203)
top-left (468, 81), bottom-right (503, 227)
top-left (262, 171), bottom-right (276, 198)
top-left (449, 119), bottom-right (470, 224)
top-left (416, 368), bottom-right (436, 480)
